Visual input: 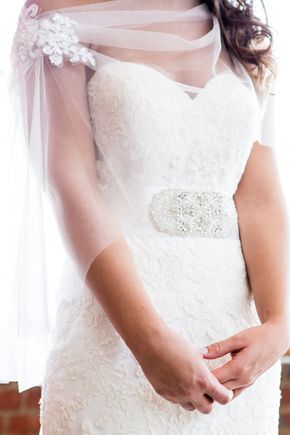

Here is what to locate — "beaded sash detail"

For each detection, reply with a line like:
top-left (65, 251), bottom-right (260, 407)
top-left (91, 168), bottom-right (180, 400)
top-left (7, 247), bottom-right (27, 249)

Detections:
top-left (148, 189), bottom-right (239, 239)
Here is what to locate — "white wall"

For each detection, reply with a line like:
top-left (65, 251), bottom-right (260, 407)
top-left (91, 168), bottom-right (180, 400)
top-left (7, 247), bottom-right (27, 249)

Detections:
top-left (264, 1), bottom-right (290, 200)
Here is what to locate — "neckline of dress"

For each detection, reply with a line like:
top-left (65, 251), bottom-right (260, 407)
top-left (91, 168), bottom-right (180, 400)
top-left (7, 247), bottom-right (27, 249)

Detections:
top-left (86, 59), bottom-right (239, 105)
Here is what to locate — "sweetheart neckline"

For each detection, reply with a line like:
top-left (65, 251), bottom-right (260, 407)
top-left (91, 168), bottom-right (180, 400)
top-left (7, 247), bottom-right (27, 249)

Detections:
top-left (86, 59), bottom-right (256, 111)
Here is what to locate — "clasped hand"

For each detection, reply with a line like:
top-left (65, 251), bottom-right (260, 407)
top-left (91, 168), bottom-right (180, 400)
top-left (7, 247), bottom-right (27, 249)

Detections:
top-left (134, 320), bottom-right (288, 415)
top-left (202, 320), bottom-right (289, 402)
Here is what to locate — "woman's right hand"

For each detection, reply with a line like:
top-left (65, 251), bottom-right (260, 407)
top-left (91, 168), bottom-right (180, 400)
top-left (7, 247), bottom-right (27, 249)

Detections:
top-left (133, 327), bottom-right (234, 414)
top-left (85, 238), bottom-right (233, 414)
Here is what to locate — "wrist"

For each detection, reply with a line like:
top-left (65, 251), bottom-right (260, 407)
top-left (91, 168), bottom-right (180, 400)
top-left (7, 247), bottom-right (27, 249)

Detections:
top-left (125, 316), bottom-right (170, 359)
top-left (263, 317), bottom-right (290, 351)
top-left (263, 316), bottom-right (288, 330)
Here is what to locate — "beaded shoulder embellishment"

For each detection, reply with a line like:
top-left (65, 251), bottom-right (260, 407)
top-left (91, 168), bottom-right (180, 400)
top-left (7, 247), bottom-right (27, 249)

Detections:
top-left (13, 3), bottom-right (96, 67)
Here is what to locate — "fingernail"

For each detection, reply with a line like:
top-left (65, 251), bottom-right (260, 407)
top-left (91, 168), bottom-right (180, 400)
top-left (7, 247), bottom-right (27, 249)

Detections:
top-left (200, 346), bottom-right (209, 355)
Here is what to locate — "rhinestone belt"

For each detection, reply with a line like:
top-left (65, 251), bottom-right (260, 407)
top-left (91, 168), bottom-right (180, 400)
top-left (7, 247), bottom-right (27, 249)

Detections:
top-left (148, 189), bottom-right (239, 239)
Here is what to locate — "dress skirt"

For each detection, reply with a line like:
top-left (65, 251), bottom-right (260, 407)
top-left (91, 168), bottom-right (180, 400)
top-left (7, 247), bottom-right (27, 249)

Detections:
top-left (39, 235), bottom-right (282, 435)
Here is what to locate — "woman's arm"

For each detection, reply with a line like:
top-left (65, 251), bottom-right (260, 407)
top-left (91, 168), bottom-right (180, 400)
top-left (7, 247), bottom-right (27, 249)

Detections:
top-left (45, 60), bottom-right (168, 350)
top-left (235, 141), bottom-right (289, 327)
top-left (203, 141), bottom-right (290, 397)
top-left (86, 237), bottom-right (167, 352)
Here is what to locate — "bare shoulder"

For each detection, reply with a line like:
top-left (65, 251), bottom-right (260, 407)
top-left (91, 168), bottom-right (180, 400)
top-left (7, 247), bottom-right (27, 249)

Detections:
top-left (25, 0), bottom-right (107, 13)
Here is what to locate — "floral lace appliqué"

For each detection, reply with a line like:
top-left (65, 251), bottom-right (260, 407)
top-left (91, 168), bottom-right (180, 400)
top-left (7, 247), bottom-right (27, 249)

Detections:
top-left (13, 4), bottom-right (96, 67)
top-left (40, 239), bottom-right (282, 434)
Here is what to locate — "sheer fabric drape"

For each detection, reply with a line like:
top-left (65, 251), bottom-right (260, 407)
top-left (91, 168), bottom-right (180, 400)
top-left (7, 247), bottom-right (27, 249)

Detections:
top-left (1, 0), bottom-right (274, 391)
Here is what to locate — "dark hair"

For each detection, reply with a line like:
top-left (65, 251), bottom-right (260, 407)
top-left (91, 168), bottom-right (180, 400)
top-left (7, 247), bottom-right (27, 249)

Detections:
top-left (204, 0), bottom-right (276, 90)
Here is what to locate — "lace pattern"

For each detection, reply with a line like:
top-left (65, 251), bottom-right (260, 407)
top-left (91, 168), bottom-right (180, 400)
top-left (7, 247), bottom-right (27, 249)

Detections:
top-left (87, 62), bottom-right (259, 196)
top-left (40, 236), bottom-right (282, 434)
top-left (12, 4), bottom-right (96, 67)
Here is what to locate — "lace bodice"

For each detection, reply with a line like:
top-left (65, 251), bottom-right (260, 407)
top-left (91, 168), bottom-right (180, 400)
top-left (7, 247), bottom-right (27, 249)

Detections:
top-left (87, 61), bottom-right (260, 198)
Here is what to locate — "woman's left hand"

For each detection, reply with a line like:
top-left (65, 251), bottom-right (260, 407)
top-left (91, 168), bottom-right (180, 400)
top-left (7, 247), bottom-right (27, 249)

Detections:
top-left (202, 319), bottom-right (289, 399)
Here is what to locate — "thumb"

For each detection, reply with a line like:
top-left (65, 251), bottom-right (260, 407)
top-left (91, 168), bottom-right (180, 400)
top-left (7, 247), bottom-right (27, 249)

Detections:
top-left (202, 336), bottom-right (238, 359)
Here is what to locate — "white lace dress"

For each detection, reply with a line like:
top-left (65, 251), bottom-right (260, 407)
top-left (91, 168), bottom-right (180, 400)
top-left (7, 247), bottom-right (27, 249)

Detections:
top-left (39, 61), bottom-right (282, 435)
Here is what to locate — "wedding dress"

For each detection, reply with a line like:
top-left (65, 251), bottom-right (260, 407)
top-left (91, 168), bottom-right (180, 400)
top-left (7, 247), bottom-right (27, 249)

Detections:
top-left (38, 60), bottom-right (282, 435)
top-left (7, 1), bottom-right (282, 434)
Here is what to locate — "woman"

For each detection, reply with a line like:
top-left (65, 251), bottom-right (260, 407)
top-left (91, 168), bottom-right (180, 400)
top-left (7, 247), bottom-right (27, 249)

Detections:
top-left (5, 0), bottom-right (289, 433)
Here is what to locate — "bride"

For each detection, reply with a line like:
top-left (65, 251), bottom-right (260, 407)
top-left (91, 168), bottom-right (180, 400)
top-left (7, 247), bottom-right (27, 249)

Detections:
top-left (4, 0), bottom-right (289, 433)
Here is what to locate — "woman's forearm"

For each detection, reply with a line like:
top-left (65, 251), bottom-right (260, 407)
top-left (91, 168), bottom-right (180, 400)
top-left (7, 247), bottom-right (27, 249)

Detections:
top-left (235, 194), bottom-right (289, 327)
top-left (48, 157), bottom-right (169, 358)
top-left (85, 236), bottom-right (169, 356)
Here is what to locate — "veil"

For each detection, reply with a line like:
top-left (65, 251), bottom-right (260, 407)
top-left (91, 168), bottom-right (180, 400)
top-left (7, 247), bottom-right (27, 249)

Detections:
top-left (1, 0), bottom-right (274, 392)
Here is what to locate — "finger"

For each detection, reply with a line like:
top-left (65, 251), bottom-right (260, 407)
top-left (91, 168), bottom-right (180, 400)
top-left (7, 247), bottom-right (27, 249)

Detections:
top-left (232, 387), bottom-right (247, 398)
top-left (210, 360), bottom-right (239, 384)
top-left (192, 394), bottom-right (214, 414)
top-left (205, 372), bottom-right (234, 405)
top-left (180, 401), bottom-right (196, 411)
top-left (222, 379), bottom-right (246, 391)
top-left (203, 334), bottom-right (245, 359)
top-left (211, 353), bottom-right (258, 388)
top-left (204, 393), bottom-right (214, 403)
top-left (222, 379), bottom-right (252, 399)
top-left (162, 390), bottom-right (179, 404)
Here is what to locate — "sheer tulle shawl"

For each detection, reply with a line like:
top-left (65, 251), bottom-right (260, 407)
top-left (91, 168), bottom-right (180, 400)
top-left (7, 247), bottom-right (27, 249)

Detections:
top-left (1, 0), bottom-right (273, 392)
